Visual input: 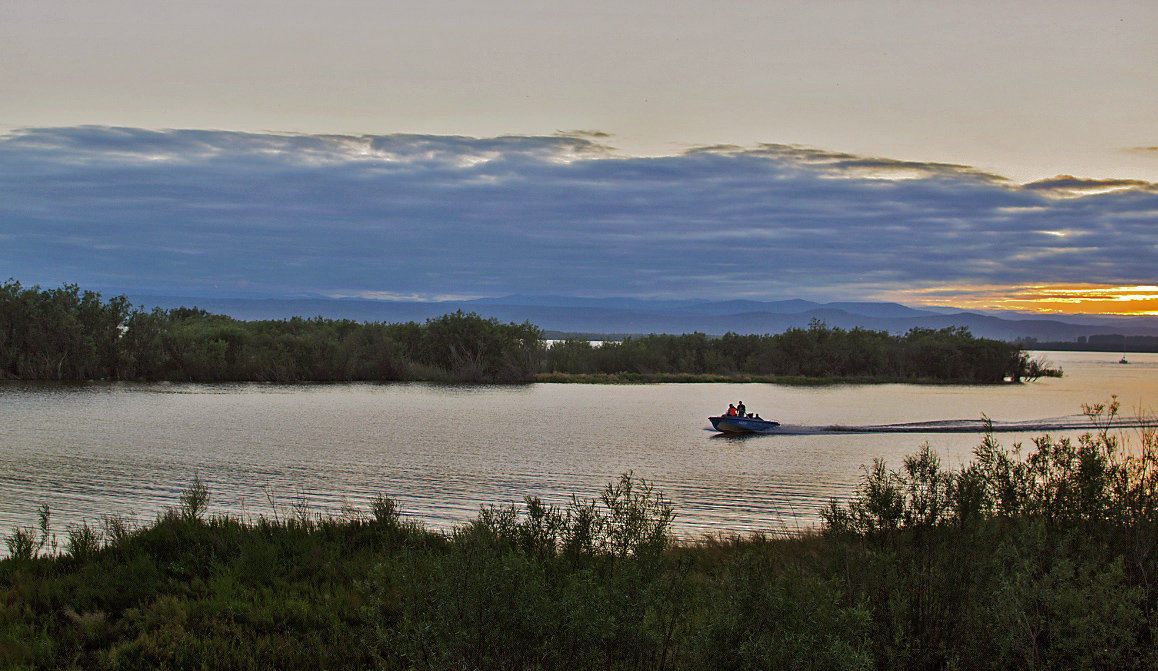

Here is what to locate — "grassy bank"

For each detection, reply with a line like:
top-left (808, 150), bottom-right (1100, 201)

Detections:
top-left (3, 402), bottom-right (1154, 670)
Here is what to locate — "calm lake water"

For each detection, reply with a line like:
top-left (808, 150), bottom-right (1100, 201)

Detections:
top-left (1, 351), bottom-right (1154, 546)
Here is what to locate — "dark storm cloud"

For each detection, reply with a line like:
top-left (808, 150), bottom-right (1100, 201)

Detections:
top-left (1, 126), bottom-right (1155, 300)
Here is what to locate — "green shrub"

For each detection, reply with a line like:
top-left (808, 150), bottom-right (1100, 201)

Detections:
top-left (64, 522), bottom-right (103, 561)
top-left (820, 399), bottom-right (1158, 669)
top-left (178, 474), bottom-right (210, 521)
top-left (364, 473), bottom-right (686, 670)
top-left (4, 525), bottom-right (38, 561)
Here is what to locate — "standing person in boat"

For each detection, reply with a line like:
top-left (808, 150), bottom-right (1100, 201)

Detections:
top-left (736, 400), bottom-right (746, 417)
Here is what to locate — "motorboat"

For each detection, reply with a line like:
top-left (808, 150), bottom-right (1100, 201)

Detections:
top-left (709, 414), bottom-right (781, 434)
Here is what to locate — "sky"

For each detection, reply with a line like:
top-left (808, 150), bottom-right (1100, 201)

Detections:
top-left (2, 1), bottom-right (1156, 314)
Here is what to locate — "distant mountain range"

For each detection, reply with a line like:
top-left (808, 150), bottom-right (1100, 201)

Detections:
top-left (128, 295), bottom-right (1158, 342)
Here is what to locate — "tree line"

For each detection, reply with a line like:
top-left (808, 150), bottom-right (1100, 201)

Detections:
top-left (0, 280), bottom-right (541, 383)
top-left (1, 280), bottom-right (1049, 384)
top-left (546, 320), bottom-right (1048, 383)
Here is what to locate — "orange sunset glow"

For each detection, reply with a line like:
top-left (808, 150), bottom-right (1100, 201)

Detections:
top-left (901, 285), bottom-right (1158, 316)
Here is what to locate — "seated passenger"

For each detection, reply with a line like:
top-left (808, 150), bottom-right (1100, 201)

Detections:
top-left (726, 404), bottom-right (737, 416)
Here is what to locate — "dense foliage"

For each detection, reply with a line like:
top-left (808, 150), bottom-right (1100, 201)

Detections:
top-left (819, 398), bottom-right (1158, 670)
top-left (0, 281), bottom-right (131, 380)
top-left (2, 280), bottom-right (1048, 383)
top-left (0, 280), bottom-right (543, 383)
top-left (545, 321), bottom-right (1044, 383)
top-left (3, 401), bottom-right (1154, 669)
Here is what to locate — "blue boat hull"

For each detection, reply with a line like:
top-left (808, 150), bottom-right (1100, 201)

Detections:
top-left (709, 415), bottom-right (781, 434)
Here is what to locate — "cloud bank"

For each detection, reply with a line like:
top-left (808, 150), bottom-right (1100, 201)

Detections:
top-left (2, 126), bottom-right (1155, 303)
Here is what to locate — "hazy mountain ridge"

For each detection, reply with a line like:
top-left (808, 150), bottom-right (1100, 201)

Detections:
top-left (127, 295), bottom-right (1158, 341)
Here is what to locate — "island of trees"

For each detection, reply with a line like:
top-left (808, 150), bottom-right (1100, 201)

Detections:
top-left (1, 279), bottom-right (1056, 384)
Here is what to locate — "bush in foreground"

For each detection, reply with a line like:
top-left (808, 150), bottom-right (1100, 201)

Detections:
top-left (821, 398), bottom-right (1157, 670)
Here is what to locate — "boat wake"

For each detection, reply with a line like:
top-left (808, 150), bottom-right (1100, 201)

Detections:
top-left (710, 414), bottom-right (1156, 436)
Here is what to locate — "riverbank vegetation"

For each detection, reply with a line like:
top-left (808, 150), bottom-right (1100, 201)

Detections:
top-left (3, 401), bottom-right (1153, 669)
top-left (0, 281), bottom-right (542, 384)
top-left (542, 326), bottom-right (1056, 384)
top-left (1, 279), bottom-right (1056, 384)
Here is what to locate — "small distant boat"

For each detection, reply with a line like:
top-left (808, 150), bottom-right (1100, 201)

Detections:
top-left (709, 415), bottom-right (781, 434)
top-left (1120, 357), bottom-right (1129, 364)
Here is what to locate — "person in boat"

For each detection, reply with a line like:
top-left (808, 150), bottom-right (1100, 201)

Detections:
top-left (736, 401), bottom-right (746, 417)
top-left (754, 413), bottom-right (762, 420)
top-left (726, 404), bottom-right (738, 416)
